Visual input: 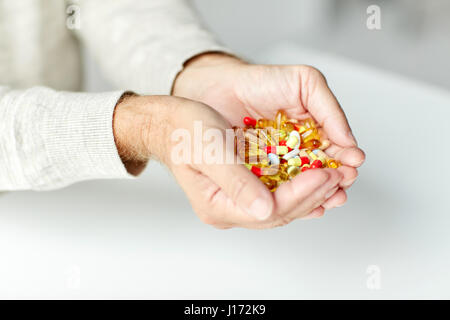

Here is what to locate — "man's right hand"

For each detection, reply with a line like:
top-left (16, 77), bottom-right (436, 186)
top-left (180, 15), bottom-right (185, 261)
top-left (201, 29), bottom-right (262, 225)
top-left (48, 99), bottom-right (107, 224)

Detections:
top-left (113, 95), bottom-right (343, 229)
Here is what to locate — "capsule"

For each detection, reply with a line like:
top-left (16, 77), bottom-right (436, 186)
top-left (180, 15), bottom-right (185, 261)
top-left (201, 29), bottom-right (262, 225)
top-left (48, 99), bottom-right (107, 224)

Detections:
top-left (299, 149), bottom-right (311, 161)
top-left (260, 176), bottom-right (278, 192)
top-left (302, 139), bottom-right (321, 149)
top-left (257, 119), bottom-right (276, 128)
top-left (275, 110), bottom-right (287, 129)
top-left (286, 130), bottom-right (301, 149)
top-left (310, 159), bottom-right (323, 169)
top-left (282, 149), bottom-right (300, 160)
top-left (243, 117), bottom-right (257, 127)
top-left (301, 164), bottom-right (311, 172)
top-left (267, 153), bottom-right (280, 165)
top-left (287, 165), bottom-right (300, 178)
top-left (299, 156), bottom-right (310, 166)
top-left (264, 146), bottom-right (288, 155)
top-left (319, 139), bottom-right (330, 150)
top-left (327, 159), bottom-right (340, 169)
top-left (287, 156), bottom-right (310, 166)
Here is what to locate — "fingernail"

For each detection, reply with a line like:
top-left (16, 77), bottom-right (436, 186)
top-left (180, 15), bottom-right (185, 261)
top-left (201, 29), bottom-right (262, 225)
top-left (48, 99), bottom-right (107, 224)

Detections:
top-left (342, 177), bottom-right (356, 188)
top-left (246, 197), bottom-right (272, 220)
top-left (325, 186), bottom-right (339, 199)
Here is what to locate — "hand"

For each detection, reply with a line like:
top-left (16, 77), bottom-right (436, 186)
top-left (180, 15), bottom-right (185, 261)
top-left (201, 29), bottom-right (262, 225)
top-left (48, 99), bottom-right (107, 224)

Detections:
top-left (173, 53), bottom-right (365, 217)
top-left (113, 95), bottom-right (344, 228)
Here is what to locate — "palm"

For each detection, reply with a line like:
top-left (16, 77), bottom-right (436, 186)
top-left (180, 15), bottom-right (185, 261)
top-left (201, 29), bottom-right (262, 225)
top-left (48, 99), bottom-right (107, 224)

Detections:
top-left (198, 65), bottom-right (359, 164)
top-left (199, 65), bottom-right (307, 126)
top-left (173, 60), bottom-right (365, 224)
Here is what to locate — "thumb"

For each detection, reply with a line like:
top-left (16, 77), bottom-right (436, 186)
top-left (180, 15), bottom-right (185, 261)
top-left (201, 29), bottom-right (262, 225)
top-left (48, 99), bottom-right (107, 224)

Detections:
top-left (199, 162), bottom-right (274, 220)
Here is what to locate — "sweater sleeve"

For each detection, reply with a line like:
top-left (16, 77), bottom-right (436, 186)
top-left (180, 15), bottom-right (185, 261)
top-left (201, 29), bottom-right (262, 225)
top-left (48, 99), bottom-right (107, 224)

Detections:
top-left (74, 0), bottom-right (232, 94)
top-left (0, 86), bottom-right (131, 191)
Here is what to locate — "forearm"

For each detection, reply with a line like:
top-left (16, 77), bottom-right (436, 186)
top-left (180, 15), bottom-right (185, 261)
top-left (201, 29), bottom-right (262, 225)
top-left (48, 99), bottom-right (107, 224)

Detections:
top-left (0, 86), bottom-right (130, 191)
top-left (75, 0), bottom-right (232, 95)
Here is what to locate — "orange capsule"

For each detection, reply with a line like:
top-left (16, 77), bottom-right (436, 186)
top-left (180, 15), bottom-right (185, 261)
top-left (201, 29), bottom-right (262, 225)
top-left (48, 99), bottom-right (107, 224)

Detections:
top-left (275, 111), bottom-right (287, 129)
top-left (260, 176), bottom-right (278, 192)
top-left (257, 119), bottom-right (276, 129)
top-left (302, 139), bottom-right (321, 149)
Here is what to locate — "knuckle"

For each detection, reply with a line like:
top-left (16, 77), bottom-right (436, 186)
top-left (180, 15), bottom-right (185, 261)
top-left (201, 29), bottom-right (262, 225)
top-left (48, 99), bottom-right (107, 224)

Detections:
top-left (300, 65), bottom-right (327, 88)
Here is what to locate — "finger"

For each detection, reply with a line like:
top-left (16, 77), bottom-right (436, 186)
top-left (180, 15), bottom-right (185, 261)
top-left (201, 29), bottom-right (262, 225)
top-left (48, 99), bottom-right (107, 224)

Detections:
top-left (273, 169), bottom-right (330, 216)
top-left (199, 163), bottom-right (274, 221)
top-left (336, 165), bottom-right (358, 189)
top-left (302, 67), bottom-right (357, 147)
top-left (322, 189), bottom-right (347, 210)
top-left (332, 147), bottom-right (366, 168)
top-left (300, 206), bottom-right (325, 220)
top-left (280, 169), bottom-right (343, 221)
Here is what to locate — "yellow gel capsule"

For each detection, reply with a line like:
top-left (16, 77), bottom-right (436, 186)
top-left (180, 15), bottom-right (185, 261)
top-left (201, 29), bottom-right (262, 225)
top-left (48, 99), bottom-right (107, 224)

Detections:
top-left (327, 159), bottom-right (340, 169)
top-left (275, 111), bottom-right (287, 129)
top-left (302, 139), bottom-right (321, 149)
top-left (260, 176), bottom-right (278, 192)
top-left (257, 119), bottom-right (276, 128)
top-left (287, 157), bottom-right (302, 166)
top-left (287, 165), bottom-right (300, 178)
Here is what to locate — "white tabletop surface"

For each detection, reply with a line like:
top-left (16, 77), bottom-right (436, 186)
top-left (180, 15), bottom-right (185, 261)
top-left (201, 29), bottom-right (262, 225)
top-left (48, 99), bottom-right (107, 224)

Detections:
top-left (1, 43), bottom-right (449, 299)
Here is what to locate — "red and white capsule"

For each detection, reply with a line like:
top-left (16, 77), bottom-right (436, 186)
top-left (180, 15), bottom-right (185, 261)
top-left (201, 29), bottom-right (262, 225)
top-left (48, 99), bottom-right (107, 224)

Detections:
top-left (264, 146), bottom-right (289, 155)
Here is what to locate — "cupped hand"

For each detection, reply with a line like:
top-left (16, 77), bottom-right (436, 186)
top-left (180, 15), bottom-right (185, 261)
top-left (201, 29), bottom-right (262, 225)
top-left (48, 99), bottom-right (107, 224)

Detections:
top-left (173, 53), bottom-right (365, 216)
top-left (114, 95), bottom-right (346, 228)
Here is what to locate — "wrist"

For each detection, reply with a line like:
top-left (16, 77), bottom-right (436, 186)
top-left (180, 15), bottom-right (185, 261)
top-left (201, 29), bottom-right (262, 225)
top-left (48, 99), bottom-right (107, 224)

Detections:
top-left (172, 52), bottom-right (244, 98)
top-left (113, 94), bottom-right (171, 174)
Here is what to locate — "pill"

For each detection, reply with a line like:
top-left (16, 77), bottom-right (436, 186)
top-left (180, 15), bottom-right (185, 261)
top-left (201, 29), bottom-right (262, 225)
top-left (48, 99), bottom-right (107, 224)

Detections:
top-left (310, 159), bottom-right (323, 169)
top-left (301, 164), bottom-right (310, 172)
top-left (264, 146), bottom-right (289, 155)
top-left (275, 110), bottom-right (287, 129)
top-left (260, 176), bottom-right (278, 192)
top-left (299, 149), bottom-right (311, 160)
top-left (251, 165), bottom-right (279, 176)
top-left (302, 139), bottom-right (321, 149)
top-left (299, 156), bottom-right (310, 166)
top-left (287, 157), bottom-right (301, 166)
top-left (238, 114), bottom-right (341, 191)
top-left (319, 139), bottom-right (330, 150)
top-left (308, 150), bottom-right (318, 160)
top-left (286, 130), bottom-right (301, 149)
top-left (243, 116), bottom-right (257, 127)
top-left (257, 119), bottom-right (275, 128)
top-left (312, 149), bottom-right (327, 163)
top-left (327, 159), bottom-right (340, 169)
top-left (287, 165), bottom-right (300, 178)
top-left (282, 149), bottom-right (300, 160)
top-left (250, 166), bottom-right (262, 176)
top-left (267, 153), bottom-right (280, 165)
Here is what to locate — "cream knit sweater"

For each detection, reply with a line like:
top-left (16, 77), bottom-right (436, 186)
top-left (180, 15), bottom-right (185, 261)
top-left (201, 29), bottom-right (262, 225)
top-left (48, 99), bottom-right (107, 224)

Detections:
top-left (0, 0), bottom-right (227, 191)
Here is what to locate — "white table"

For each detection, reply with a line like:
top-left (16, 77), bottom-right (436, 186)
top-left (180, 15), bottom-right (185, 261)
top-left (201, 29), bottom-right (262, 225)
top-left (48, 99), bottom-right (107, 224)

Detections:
top-left (1, 43), bottom-right (449, 299)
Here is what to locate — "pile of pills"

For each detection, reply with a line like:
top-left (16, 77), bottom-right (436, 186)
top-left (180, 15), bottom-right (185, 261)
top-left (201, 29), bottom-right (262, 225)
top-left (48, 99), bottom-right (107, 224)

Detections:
top-left (234, 111), bottom-right (340, 192)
